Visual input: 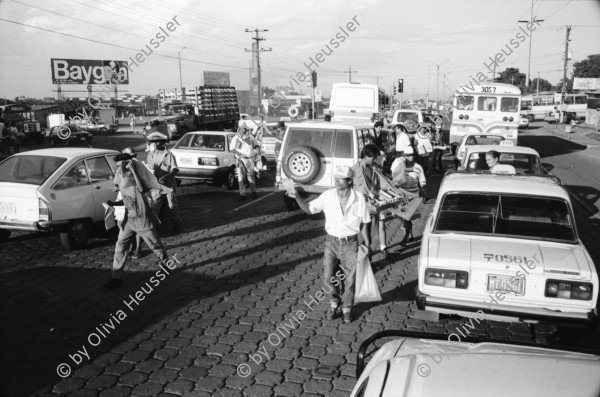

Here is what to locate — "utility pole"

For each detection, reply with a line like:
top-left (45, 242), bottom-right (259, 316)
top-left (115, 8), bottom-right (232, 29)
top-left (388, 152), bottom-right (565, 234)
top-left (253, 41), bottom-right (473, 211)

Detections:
top-left (343, 67), bottom-right (357, 83)
top-left (560, 25), bottom-right (571, 123)
top-left (178, 47), bottom-right (186, 102)
top-left (536, 72), bottom-right (540, 96)
top-left (518, 0), bottom-right (544, 93)
top-left (245, 28), bottom-right (271, 116)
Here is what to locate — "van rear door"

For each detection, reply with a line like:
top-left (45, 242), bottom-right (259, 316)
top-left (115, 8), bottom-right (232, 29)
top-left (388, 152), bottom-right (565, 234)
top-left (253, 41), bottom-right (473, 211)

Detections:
top-left (329, 84), bottom-right (378, 124)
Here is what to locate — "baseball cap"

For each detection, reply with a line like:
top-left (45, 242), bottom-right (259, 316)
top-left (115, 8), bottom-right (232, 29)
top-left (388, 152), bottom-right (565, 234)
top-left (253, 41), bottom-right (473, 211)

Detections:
top-left (333, 165), bottom-right (353, 179)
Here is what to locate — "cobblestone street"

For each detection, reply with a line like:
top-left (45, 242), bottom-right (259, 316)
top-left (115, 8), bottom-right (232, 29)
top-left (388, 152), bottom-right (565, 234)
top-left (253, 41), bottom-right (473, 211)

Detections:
top-left (2, 151), bottom-right (599, 396)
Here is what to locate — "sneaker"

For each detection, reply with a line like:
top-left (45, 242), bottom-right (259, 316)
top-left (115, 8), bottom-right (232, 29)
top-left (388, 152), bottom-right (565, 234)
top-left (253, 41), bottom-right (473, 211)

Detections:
top-left (239, 195), bottom-right (247, 201)
top-left (343, 310), bottom-right (352, 323)
top-left (252, 192), bottom-right (258, 199)
top-left (326, 306), bottom-right (340, 320)
top-left (103, 278), bottom-right (122, 291)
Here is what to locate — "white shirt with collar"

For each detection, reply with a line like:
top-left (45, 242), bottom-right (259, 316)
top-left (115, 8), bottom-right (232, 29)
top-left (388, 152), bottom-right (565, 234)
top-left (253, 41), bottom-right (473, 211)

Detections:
top-left (308, 188), bottom-right (371, 237)
top-left (395, 132), bottom-right (412, 153)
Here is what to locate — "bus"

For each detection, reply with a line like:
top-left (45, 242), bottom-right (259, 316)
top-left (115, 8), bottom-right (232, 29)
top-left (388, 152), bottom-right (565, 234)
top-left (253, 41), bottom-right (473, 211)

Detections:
top-left (520, 92), bottom-right (587, 122)
top-left (449, 83), bottom-right (521, 152)
top-left (0, 104), bottom-right (43, 142)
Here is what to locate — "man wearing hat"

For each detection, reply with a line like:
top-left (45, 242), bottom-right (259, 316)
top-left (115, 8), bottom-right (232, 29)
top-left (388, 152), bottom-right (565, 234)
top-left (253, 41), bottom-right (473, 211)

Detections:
top-left (231, 127), bottom-right (259, 200)
top-left (103, 148), bottom-right (169, 290)
top-left (288, 165), bottom-right (371, 323)
top-left (146, 131), bottom-right (181, 233)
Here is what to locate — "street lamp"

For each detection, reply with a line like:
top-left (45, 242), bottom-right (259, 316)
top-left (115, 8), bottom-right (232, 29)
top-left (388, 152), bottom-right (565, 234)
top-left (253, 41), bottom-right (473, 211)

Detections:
top-left (518, 0), bottom-right (544, 91)
top-left (178, 46), bottom-right (187, 101)
top-left (427, 59), bottom-right (453, 109)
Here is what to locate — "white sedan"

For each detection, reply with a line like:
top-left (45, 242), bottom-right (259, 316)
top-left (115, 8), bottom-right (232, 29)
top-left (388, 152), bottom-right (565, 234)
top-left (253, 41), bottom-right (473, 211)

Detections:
top-left (0, 148), bottom-right (119, 250)
top-left (416, 172), bottom-right (598, 325)
top-left (352, 330), bottom-right (600, 396)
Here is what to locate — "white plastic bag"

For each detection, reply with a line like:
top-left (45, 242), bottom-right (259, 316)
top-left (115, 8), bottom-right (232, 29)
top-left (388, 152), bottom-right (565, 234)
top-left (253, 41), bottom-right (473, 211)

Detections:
top-left (354, 245), bottom-right (382, 303)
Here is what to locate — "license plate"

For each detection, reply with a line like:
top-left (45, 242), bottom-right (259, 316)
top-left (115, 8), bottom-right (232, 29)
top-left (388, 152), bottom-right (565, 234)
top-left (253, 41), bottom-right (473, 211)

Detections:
top-left (0, 202), bottom-right (16, 214)
top-left (487, 275), bottom-right (525, 295)
top-left (180, 157), bottom-right (192, 164)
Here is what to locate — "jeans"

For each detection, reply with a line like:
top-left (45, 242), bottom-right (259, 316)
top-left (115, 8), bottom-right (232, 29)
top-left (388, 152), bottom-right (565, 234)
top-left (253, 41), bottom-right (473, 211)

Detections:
top-left (323, 235), bottom-right (358, 309)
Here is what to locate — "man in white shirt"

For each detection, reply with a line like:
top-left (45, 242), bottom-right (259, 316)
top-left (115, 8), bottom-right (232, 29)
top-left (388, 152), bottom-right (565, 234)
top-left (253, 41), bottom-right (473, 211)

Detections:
top-left (394, 124), bottom-right (412, 154)
top-left (289, 165), bottom-right (371, 323)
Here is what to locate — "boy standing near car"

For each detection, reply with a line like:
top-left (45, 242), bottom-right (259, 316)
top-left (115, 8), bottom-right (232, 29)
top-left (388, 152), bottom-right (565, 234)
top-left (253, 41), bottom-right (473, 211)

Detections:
top-left (103, 152), bottom-right (169, 290)
top-left (146, 132), bottom-right (181, 234)
top-left (288, 165), bottom-right (371, 323)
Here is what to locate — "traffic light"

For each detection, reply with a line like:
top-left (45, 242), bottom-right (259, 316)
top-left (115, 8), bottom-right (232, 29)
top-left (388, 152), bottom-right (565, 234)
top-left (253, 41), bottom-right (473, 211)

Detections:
top-left (311, 70), bottom-right (317, 88)
top-left (393, 85), bottom-right (396, 95)
top-left (398, 78), bottom-right (404, 93)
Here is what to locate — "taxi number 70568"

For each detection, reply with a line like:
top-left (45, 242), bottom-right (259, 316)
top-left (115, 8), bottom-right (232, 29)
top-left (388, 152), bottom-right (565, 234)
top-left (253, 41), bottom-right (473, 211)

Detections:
top-left (483, 254), bottom-right (533, 266)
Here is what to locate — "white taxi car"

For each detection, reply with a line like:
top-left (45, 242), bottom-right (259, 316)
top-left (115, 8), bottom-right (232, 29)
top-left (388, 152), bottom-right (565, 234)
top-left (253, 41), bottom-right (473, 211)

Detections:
top-left (171, 131), bottom-right (238, 189)
top-left (416, 172), bottom-right (598, 325)
top-left (453, 133), bottom-right (505, 167)
top-left (459, 144), bottom-right (546, 175)
top-left (352, 330), bottom-right (600, 396)
top-left (0, 148), bottom-right (119, 250)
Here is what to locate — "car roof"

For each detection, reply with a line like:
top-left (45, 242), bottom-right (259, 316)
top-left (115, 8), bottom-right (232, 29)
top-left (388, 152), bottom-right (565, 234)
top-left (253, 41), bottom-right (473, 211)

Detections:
top-left (184, 130), bottom-right (235, 136)
top-left (287, 121), bottom-right (372, 129)
top-left (465, 144), bottom-right (540, 155)
top-left (440, 172), bottom-right (568, 200)
top-left (11, 148), bottom-right (119, 159)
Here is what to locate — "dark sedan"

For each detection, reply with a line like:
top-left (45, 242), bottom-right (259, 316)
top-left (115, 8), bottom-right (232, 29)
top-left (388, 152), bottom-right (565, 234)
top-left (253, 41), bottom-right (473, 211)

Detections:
top-left (48, 125), bottom-right (93, 147)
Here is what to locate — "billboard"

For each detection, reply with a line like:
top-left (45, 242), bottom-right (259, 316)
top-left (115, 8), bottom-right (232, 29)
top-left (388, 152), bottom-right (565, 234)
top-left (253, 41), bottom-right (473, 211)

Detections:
top-left (203, 71), bottom-right (230, 86)
top-left (573, 78), bottom-right (600, 91)
top-left (51, 59), bottom-right (129, 85)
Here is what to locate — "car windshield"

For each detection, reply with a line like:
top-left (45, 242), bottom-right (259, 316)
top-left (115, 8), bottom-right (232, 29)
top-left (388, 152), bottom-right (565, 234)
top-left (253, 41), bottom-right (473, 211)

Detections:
top-left (463, 135), bottom-right (504, 146)
top-left (465, 152), bottom-right (542, 173)
top-left (395, 113), bottom-right (419, 124)
top-left (0, 155), bottom-right (67, 185)
top-left (174, 134), bottom-right (226, 151)
top-left (434, 193), bottom-right (576, 242)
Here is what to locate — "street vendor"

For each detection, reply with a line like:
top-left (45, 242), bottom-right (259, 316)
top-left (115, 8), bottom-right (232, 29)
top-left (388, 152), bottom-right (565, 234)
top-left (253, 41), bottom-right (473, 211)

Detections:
top-left (352, 144), bottom-right (389, 259)
top-left (390, 146), bottom-right (426, 248)
top-left (145, 131), bottom-right (181, 234)
top-left (230, 127), bottom-right (259, 200)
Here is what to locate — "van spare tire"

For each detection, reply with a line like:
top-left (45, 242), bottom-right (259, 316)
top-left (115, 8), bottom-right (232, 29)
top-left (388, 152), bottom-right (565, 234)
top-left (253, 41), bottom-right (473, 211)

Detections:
top-left (283, 145), bottom-right (320, 184)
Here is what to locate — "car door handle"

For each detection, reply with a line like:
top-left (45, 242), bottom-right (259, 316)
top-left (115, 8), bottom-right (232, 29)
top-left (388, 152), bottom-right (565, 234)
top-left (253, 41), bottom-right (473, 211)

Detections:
top-left (323, 160), bottom-right (331, 164)
top-left (95, 186), bottom-right (101, 189)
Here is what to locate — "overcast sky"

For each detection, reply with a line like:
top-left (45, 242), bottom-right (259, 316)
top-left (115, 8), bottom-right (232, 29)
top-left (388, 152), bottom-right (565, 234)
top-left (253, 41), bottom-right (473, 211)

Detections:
top-left (1, 0), bottom-right (599, 101)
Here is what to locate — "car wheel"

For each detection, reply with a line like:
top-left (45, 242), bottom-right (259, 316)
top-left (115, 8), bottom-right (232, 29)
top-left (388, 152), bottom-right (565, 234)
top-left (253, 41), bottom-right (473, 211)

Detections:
top-left (282, 145), bottom-right (320, 184)
top-left (0, 229), bottom-right (11, 242)
top-left (60, 220), bottom-right (91, 251)
top-left (226, 167), bottom-right (238, 190)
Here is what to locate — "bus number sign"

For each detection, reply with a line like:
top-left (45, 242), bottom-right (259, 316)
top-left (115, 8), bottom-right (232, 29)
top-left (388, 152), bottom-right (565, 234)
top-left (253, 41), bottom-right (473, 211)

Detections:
top-left (481, 86), bottom-right (496, 93)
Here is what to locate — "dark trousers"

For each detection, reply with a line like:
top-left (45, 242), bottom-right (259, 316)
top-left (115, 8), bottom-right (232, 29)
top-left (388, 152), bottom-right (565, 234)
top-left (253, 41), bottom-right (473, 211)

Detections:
top-left (112, 224), bottom-right (168, 278)
top-left (432, 149), bottom-right (444, 171)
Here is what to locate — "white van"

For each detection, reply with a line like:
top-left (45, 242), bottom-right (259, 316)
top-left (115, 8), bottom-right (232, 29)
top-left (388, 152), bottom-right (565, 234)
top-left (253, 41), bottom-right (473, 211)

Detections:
top-left (326, 83), bottom-right (379, 124)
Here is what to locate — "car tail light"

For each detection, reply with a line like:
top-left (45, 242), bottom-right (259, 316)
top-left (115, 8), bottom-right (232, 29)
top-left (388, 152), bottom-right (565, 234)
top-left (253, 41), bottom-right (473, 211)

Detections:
top-left (508, 117), bottom-right (514, 122)
top-left (425, 268), bottom-right (468, 289)
top-left (198, 157), bottom-right (219, 166)
top-left (459, 114), bottom-right (464, 120)
top-left (39, 198), bottom-right (51, 221)
top-left (545, 280), bottom-right (593, 300)
top-left (503, 116), bottom-right (508, 122)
